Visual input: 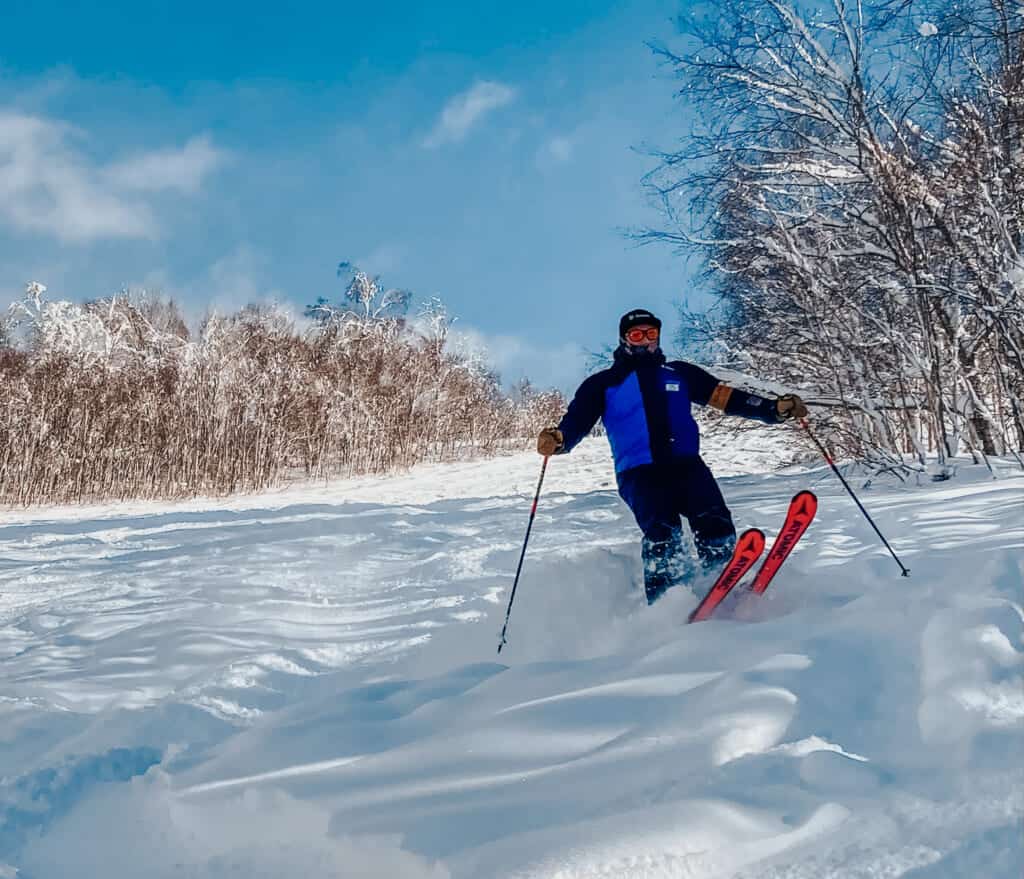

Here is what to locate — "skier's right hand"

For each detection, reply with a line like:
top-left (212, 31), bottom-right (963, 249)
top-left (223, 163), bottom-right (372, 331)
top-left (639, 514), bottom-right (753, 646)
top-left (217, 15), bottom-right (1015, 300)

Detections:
top-left (537, 427), bottom-right (564, 456)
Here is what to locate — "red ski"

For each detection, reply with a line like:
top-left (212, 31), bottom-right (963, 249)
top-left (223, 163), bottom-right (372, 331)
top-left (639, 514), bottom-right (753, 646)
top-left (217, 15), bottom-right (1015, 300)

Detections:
top-left (687, 528), bottom-right (766, 623)
top-left (748, 491), bottom-right (817, 595)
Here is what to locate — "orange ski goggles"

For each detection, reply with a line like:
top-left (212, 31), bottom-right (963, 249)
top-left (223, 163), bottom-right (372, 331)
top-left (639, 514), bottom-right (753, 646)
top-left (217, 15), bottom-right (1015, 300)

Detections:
top-left (624, 326), bottom-right (660, 344)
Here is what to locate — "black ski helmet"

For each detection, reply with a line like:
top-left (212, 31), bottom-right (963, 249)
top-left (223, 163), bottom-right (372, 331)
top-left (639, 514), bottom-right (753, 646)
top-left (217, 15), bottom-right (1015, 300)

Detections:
top-left (619, 308), bottom-right (662, 341)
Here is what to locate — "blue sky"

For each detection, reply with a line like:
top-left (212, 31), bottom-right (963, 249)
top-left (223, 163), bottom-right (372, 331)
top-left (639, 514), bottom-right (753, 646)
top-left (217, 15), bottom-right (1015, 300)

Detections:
top-left (0, 0), bottom-right (698, 391)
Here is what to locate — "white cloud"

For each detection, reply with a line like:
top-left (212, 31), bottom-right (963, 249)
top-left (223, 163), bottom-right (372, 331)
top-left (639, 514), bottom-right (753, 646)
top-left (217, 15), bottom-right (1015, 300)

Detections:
top-left (105, 135), bottom-right (226, 193)
top-left (536, 134), bottom-right (575, 170)
top-left (918, 21), bottom-right (939, 37)
top-left (0, 110), bottom-right (225, 243)
top-left (113, 246), bottom-right (288, 325)
top-left (354, 242), bottom-right (406, 275)
top-left (138, 245), bottom-right (285, 318)
top-left (546, 136), bottom-right (573, 162)
top-left (423, 81), bottom-right (517, 148)
top-left (450, 324), bottom-right (584, 393)
top-left (203, 246), bottom-right (286, 313)
top-left (0, 112), bottom-right (155, 242)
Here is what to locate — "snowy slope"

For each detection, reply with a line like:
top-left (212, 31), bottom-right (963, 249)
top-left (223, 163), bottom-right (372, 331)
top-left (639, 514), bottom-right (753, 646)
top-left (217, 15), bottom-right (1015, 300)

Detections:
top-left (1, 435), bottom-right (1022, 878)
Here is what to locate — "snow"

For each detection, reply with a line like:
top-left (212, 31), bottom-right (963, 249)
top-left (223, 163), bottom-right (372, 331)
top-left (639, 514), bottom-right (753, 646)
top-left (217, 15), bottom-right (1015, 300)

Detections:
top-left (1, 435), bottom-right (1022, 878)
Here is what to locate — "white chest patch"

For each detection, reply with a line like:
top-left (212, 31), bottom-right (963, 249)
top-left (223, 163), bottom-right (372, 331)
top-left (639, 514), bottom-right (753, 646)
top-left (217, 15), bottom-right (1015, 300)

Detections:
top-left (665, 383), bottom-right (680, 392)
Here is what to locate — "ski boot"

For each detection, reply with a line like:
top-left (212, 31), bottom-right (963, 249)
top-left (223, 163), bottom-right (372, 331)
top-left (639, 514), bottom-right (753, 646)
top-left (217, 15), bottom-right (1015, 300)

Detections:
top-left (642, 528), bottom-right (698, 605)
top-left (695, 533), bottom-right (737, 579)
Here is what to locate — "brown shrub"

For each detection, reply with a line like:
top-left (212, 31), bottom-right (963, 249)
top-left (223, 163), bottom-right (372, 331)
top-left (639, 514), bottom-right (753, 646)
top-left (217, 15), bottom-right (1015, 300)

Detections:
top-left (0, 289), bottom-right (565, 505)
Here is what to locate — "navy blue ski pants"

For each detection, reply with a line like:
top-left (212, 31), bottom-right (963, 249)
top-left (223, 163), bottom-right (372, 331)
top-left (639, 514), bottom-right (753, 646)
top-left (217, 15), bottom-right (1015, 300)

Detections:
top-left (616, 457), bottom-right (736, 566)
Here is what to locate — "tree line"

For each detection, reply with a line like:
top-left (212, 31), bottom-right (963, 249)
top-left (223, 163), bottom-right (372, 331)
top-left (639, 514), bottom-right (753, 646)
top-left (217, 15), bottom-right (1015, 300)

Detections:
top-left (0, 273), bottom-right (564, 505)
top-left (646, 0), bottom-right (1023, 475)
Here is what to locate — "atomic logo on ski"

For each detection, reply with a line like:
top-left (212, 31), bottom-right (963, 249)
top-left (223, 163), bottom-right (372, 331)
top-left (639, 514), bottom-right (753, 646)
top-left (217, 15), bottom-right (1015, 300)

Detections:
top-left (687, 528), bottom-right (765, 623)
top-left (749, 491), bottom-right (817, 595)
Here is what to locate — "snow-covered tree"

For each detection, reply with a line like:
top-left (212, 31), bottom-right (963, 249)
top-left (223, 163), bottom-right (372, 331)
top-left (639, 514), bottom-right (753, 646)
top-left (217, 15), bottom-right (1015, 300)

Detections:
top-left (644, 0), bottom-right (1023, 472)
top-left (0, 283), bottom-right (564, 505)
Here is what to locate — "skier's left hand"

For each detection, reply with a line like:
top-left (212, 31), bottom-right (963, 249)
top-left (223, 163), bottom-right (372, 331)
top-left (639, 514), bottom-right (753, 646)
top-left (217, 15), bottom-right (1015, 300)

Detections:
top-left (776, 394), bottom-right (808, 420)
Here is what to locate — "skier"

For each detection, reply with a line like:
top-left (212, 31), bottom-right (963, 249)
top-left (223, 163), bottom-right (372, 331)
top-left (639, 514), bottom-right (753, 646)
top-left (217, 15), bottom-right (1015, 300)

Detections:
top-left (537, 308), bottom-right (807, 604)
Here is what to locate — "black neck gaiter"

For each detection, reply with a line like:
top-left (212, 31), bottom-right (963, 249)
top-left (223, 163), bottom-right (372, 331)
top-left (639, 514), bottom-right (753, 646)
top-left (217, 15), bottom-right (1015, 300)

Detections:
top-left (611, 345), bottom-right (672, 464)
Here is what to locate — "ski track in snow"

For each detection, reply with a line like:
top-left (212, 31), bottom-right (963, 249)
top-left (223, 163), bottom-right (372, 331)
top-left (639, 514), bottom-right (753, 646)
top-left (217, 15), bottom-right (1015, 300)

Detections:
top-left (0, 435), bottom-right (1022, 878)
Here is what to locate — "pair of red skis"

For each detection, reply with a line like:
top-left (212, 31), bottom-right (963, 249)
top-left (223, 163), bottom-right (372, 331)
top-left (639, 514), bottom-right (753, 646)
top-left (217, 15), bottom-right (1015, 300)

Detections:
top-left (688, 490), bottom-right (818, 623)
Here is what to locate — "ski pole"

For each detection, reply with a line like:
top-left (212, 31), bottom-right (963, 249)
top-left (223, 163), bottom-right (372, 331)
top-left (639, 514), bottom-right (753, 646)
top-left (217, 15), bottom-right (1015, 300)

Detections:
top-left (800, 418), bottom-right (910, 577)
top-left (497, 455), bottom-right (549, 653)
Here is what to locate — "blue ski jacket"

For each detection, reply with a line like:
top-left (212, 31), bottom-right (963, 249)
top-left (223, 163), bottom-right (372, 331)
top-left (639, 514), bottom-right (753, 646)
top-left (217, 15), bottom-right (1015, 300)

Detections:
top-left (556, 347), bottom-right (781, 474)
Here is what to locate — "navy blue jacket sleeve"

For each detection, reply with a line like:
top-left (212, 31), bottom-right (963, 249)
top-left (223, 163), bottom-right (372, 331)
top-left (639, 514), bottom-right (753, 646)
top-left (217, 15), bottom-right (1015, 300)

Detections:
top-left (556, 373), bottom-right (607, 452)
top-left (673, 362), bottom-right (781, 424)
